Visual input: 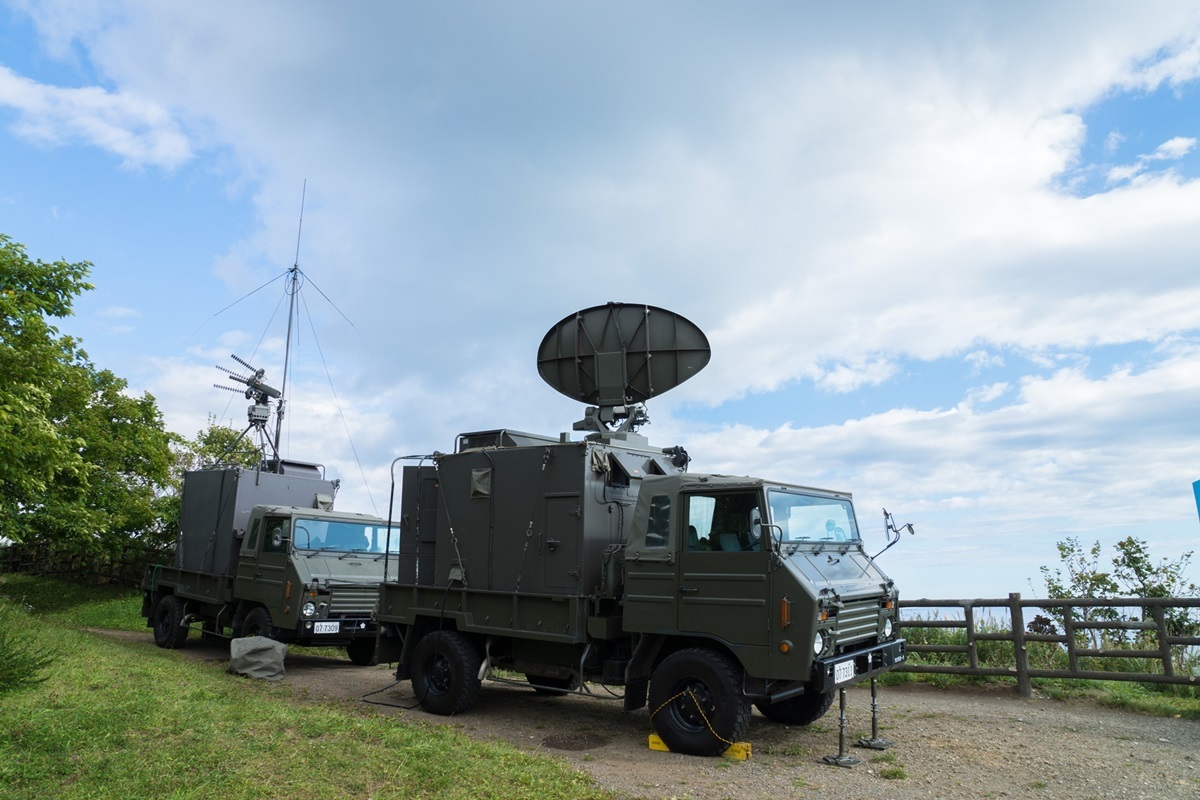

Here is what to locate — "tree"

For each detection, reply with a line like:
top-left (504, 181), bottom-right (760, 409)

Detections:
top-left (0, 235), bottom-right (174, 558)
top-left (1040, 536), bottom-right (1199, 673)
top-left (1110, 536), bottom-right (1199, 664)
top-left (0, 235), bottom-right (92, 545)
top-left (1038, 537), bottom-right (1121, 648)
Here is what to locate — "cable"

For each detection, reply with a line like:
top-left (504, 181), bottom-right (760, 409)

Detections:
top-left (298, 291), bottom-right (377, 514)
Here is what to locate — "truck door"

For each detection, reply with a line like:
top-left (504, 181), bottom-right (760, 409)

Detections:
top-left (235, 514), bottom-right (292, 610)
top-left (677, 491), bottom-right (771, 648)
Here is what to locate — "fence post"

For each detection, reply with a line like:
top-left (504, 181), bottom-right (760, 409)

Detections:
top-left (1151, 603), bottom-right (1174, 678)
top-left (1009, 592), bottom-right (1032, 698)
top-left (964, 603), bottom-right (979, 670)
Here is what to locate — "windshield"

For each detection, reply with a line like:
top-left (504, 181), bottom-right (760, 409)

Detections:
top-left (767, 489), bottom-right (859, 545)
top-left (292, 518), bottom-right (395, 554)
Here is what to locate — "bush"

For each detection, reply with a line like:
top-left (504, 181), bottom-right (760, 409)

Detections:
top-left (0, 598), bottom-right (55, 694)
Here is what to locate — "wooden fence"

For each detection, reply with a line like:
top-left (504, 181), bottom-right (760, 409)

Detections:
top-left (898, 593), bottom-right (1200, 697)
top-left (0, 541), bottom-right (171, 586)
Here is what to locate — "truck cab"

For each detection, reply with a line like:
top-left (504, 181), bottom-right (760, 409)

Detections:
top-left (623, 474), bottom-right (904, 705)
top-left (232, 505), bottom-right (390, 650)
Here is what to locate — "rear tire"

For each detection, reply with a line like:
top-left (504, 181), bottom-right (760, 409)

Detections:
top-left (649, 648), bottom-right (750, 756)
top-left (410, 631), bottom-right (481, 715)
top-left (239, 607), bottom-right (274, 639)
top-left (347, 637), bottom-right (378, 666)
top-left (755, 688), bottom-right (835, 725)
top-left (152, 594), bottom-right (189, 649)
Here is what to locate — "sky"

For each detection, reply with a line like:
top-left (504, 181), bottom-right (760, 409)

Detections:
top-left (2, 1), bottom-right (1199, 600)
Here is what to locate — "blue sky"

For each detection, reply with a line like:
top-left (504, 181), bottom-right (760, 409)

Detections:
top-left (3, 2), bottom-right (1200, 599)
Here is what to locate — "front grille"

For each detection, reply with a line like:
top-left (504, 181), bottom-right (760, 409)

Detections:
top-left (328, 584), bottom-right (379, 616)
top-left (834, 597), bottom-right (879, 647)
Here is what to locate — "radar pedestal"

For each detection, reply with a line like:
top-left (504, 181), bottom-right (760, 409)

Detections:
top-left (536, 302), bottom-right (710, 445)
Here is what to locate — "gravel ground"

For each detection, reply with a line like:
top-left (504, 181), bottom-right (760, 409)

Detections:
top-left (100, 630), bottom-right (1200, 800)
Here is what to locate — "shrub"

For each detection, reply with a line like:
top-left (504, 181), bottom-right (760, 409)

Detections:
top-left (0, 598), bottom-right (55, 694)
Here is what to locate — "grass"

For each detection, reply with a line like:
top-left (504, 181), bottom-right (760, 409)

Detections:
top-left (0, 573), bottom-right (145, 630)
top-left (0, 575), bottom-right (613, 800)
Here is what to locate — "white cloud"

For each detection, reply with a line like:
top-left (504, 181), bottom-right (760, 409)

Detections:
top-left (0, 64), bottom-right (191, 169)
top-left (1106, 135), bottom-right (1197, 184)
top-left (1147, 136), bottom-right (1197, 160)
top-left (816, 359), bottom-right (899, 394)
top-left (965, 350), bottom-right (1005, 373)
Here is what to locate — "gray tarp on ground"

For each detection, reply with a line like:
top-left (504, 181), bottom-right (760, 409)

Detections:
top-left (227, 636), bottom-right (286, 680)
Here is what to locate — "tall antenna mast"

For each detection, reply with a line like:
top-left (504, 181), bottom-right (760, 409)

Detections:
top-left (276, 180), bottom-right (307, 455)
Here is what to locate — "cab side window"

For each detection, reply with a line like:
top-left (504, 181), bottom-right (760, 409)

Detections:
top-left (686, 493), bottom-right (763, 552)
top-left (645, 495), bottom-right (671, 549)
top-left (244, 519), bottom-right (261, 552)
top-left (262, 517), bottom-right (290, 553)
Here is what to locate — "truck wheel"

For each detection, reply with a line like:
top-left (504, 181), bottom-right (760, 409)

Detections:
top-left (410, 631), bottom-right (481, 716)
top-left (346, 638), bottom-right (378, 666)
top-left (152, 594), bottom-right (189, 649)
top-left (755, 688), bottom-right (835, 725)
top-left (648, 648), bottom-right (750, 756)
top-left (525, 674), bottom-right (577, 696)
top-left (239, 607), bottom-right (274, 639)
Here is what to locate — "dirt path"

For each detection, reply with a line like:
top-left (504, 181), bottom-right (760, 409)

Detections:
top-left (96, 629), bottom-right (1200, 799)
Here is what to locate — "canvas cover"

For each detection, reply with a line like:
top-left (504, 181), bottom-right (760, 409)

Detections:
top-left (227, 636), bottom-right (287, 681)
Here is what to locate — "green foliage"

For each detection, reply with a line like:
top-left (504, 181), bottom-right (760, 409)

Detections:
top-left (1038, 536), bottom-right (1199, 673)
top-left (0, 599), bottom-right (56, 695)
top-left (0, 235), bottom-right (174, 557)
top-left (0, 235), bottom-right (93, 544)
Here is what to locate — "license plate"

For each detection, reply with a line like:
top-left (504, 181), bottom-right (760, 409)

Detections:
top-left (314, 621), bottom-right (339, 634)
top-left (834, 659), bottom-right (856, 684)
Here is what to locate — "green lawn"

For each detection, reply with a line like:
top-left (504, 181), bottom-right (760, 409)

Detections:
top-left (0, 575), bottom-right (615, 800)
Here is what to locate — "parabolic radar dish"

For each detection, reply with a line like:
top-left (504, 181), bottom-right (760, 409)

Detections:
top-left (536, 302), bottom-right (711, 408)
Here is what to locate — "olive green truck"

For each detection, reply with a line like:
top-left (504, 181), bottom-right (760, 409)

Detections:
top-left (374, 303), bottom-right (907, 756)
top-left (142, 461), bottom-right (389, 665)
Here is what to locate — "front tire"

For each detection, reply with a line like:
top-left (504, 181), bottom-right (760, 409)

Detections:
top-left (239, 607), bottom-right (274, 639)
top-left (347, 637), bottom-right (378, 666)
top-left (152, 594), bottom-right (189, 649)
top-left (410, 631), bottom-right (481, 715)
top-left (649, 648), bottom-right (750, 756)
top-left (755, 688), bottom-right (835, 725)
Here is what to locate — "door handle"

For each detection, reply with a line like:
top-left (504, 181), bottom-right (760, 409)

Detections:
top-left (679, 587), bottom-right (699, 594)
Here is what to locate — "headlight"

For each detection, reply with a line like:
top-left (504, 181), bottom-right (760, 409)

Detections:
top-left (302, 601), bottom-right (317, 618)
top-left (813, 631), bottom-right (826, 654)
top-left (883, 618), bottom-right (894, 639)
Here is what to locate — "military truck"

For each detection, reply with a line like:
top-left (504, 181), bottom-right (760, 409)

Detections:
top-left (375, 303), bottom-right (907, 756)
top-left (141, 356), bottom-right (388, 664)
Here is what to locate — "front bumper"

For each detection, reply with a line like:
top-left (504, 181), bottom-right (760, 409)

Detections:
top-left (811, 638), bottom-right (906, 693)
top-left (297, 616), bottom-right (376, 641)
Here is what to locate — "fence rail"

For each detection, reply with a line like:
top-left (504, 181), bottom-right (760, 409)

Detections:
top-left (0, 541), bottom-right (170, 586)
top-left (897, 593), bottom-right (1200, 697)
